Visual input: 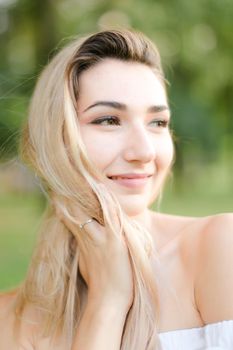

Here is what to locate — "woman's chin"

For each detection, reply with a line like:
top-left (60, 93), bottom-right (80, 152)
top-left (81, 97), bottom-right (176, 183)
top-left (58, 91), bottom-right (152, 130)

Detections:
top-left (113, 189), bottom-right (159, 218)
top-left (116, 196), bottom-right (150, 218)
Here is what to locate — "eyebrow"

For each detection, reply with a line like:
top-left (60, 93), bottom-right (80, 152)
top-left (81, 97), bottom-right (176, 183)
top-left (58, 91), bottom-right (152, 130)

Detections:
top-left (83, 100), bottom-right (170, 114)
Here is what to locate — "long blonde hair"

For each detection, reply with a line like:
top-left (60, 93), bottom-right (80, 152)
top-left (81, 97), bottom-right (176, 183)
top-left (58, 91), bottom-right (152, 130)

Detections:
top-left (15, 29), bottom-right (167, 349)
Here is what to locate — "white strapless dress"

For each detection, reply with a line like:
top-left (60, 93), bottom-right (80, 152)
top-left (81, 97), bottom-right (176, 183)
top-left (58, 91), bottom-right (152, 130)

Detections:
top-left (158, 320), bottom-right (233, 350)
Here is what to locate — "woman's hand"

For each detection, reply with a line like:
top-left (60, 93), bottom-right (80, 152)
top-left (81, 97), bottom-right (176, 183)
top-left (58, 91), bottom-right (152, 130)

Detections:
top-left (54, 199), bottom-right (134, 311)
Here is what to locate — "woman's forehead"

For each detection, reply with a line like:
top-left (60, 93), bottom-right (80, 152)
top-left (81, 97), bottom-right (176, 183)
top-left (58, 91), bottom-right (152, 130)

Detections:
top-left (77, 59), bottom-right (167, 112)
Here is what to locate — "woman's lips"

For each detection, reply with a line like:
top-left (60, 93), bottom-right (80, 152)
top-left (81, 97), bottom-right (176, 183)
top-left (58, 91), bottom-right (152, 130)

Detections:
top-left (108, 174), bottom-right (152, 188)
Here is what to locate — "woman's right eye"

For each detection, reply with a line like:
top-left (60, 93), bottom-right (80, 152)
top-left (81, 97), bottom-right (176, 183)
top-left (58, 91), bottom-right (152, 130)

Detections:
top-left (90, 116), bottom-right (121, 126)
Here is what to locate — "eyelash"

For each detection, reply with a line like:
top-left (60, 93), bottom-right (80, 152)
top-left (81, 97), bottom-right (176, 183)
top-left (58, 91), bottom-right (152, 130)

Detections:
top-left (91, 116), bottom-right (120, 126)
top-left (90, 116), bottom-right (169, 128)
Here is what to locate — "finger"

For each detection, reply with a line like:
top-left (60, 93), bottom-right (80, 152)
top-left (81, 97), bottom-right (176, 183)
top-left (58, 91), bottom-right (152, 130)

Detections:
top-left (52, 196), bottom-right (102, 245)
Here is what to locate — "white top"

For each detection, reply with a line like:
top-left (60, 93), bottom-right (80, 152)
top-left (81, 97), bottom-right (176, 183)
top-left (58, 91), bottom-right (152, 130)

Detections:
top-left (158, 320), bottom-right (233, 350)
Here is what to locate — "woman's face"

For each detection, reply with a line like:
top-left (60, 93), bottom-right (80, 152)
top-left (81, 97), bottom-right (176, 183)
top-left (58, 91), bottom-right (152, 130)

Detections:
top-left (77, 59), bottom-right (174, 217)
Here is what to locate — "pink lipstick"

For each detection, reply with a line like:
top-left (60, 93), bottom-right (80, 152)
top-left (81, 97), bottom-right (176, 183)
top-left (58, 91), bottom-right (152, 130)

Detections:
top-left (108, 173), bottom-right (152, 188)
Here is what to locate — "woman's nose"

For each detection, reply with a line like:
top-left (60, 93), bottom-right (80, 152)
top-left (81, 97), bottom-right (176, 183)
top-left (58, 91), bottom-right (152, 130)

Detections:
top-left (123, 125), bottom-right (156, 163)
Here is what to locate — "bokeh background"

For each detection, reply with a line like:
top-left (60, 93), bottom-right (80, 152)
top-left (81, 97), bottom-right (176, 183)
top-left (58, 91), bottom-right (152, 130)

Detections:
top-left (0, 0), bottom-right (232, 290)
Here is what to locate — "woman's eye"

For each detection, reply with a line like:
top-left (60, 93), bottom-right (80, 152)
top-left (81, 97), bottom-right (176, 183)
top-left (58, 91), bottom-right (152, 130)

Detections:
top-left (91, 116), bottom-right (120, 126)
top-left (150, 119), bottom-right (169, 128)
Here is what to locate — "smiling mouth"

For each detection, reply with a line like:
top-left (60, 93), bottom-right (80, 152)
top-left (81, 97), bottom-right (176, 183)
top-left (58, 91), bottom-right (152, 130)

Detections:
top-left (108, 174), bottom-right (152, 180)
top-left (107, 174), bottom-right (152, 188)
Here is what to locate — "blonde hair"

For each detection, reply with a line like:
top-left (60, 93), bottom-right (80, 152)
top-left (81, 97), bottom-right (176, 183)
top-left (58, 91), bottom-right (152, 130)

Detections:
top-left (15, 29), bottom-right (167, 349)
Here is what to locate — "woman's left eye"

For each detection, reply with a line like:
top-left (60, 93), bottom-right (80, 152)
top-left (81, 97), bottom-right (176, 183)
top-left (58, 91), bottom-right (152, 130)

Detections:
top-left (90, 116), bottom-right (120, 126)
top-left (150, 119), bottom-right (169, 128)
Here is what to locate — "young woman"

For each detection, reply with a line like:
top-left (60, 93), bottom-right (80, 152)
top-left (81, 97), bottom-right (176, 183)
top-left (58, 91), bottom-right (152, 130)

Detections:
top-left (0, 29), bottom-right (233, 350)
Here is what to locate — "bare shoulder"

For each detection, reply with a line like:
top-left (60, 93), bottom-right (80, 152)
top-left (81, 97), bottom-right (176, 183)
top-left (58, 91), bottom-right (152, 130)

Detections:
top-left (0, 289), bottom-right (36, 349)
top-left (193, 213), bottom-right (233, 324)
top-left (153, 212), bottom-right (233, 328)
top-left (0, 289), bottom-right (39, 349)
top-left (0, 289), bottom-right (66, 350)
top-left (0, 289), bottom-right (22, 349)
top-left (0, 288), bottom-right (17, 306)
top-left (198, 212), bottom-right (233, 238)
top-left (154, 211), bottom-right (233, 250)
top-left (0, 288), bottom-right (19, 321)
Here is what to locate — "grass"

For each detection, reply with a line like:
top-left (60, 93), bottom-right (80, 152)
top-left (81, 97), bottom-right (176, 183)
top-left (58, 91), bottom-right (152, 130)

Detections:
top-left (0, 193), bottom-right (44, 291)
top-left (0, 179), bottom-right (232, 291)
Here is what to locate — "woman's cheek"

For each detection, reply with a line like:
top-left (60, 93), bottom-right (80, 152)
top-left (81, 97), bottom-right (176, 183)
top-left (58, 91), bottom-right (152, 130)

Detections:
top-left (157, 135), bottom-right (174, 169)
top-left (82, 132), bottom-right (118, 171)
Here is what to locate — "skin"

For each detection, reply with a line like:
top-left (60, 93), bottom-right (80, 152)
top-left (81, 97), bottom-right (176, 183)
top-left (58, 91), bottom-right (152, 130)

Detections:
top-left (77, 59), bottom-right (173, 219)
top-left (0, 59), bottom-right (233, 349)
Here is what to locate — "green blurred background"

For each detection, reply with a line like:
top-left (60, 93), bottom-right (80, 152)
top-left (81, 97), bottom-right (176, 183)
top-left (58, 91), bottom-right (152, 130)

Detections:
top-left (0, 0), bottom-right (232, 291)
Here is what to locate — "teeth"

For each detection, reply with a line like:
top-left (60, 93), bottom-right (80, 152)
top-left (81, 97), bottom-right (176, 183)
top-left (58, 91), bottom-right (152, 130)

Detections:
top-left (110, 176), bottom-right (136, 180)
top-left (109, 175), bottom-right (149, 180)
